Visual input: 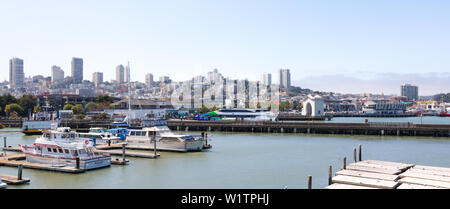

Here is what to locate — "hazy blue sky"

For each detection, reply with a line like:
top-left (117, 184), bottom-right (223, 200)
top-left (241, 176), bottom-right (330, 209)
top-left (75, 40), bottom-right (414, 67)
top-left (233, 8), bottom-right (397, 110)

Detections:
top-left (1, 0), bottom-right (449, 95)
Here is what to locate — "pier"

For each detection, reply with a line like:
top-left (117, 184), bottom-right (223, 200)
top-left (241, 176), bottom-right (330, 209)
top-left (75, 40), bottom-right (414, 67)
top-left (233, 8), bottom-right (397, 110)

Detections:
top-left (321, 145), bottom-right (450, 189)
top-left (167, 120), bottom-right (450, 137)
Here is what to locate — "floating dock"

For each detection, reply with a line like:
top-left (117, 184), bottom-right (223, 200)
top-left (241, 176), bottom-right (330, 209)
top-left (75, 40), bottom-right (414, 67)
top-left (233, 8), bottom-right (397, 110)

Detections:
top-left (93, 148), bottom-right (160, 158)
top-left (0, 174), bottom-right (30, 185)
top-left (0, 158), bottom-right (85, 173)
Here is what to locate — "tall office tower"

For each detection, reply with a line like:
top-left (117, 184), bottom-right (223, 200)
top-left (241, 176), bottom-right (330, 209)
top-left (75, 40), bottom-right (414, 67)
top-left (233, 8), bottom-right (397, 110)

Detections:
top-left (92, 72), bottom-right (103, 87)
top-left (9, 58), bottom-right (24, 88)
top-left (145, 73), bottom-right (154, 87)
top-left (51, 66), bottom-right (64, 83)
top-left (124, 65), bottom-right (130, 83)
top-left (278, 69), bottom-right (291, 89)
top-left (71, 57), bottom-right (83, 83)
top-left (401, 84), bottom-right (419, 101)
top-left (159, 76), bottom-right (171, 84)
top-left (116, 65), bottom-right (125, 83)
top-left (261, 73), bottom-right (272, 86)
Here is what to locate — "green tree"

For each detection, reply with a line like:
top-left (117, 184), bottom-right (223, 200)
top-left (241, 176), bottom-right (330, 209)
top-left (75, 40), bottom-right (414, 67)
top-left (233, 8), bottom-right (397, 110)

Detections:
top-left (18, 95), bottom-right (36, 116)
top-left (71, 104), bottom-right (84, 115)
top-left (85, 102), bottom-right (99, 112)
top-left (91, 113), bottom-right (109, 120)
top-left (34, 106), bottom-right (42, 112)
top-left (5, 103), bottom-right (24, 116)
top-left (0, 94), bottom-right (18, 116)
top-left (279, 101), bottom-right (292, 112)
top-left (63, 104), bottom-right (74, 110)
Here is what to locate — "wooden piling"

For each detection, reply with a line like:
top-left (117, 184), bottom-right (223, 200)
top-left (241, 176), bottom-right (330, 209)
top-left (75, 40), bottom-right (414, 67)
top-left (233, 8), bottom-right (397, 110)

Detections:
top-left (153, 131), bottom-right (157, 157)
top-left (354, 148), bottom-right (357, 163)
top-left (358, 144), bottom-right (362, 161)
top-left (3, 137), bottom-right (6, 148)
top-left (307, 175), bottom-right (312, 189)
top-left (343, 157), bottom-right (347, 170)
top-left (328, 165), bottom-right (332, 185)
top-left (122, 144), bottom-right (126, 161)
top-left (18, 164), bottom-right (23, 180)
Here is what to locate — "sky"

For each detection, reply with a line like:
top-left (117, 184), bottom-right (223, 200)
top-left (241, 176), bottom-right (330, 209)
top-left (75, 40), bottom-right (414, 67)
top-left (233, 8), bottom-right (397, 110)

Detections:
top-left (1, 0), bottom-right (449, 95)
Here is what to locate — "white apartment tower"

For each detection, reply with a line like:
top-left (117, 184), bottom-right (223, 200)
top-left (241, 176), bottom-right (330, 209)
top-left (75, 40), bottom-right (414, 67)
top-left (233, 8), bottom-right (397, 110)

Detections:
top-left (278, 69), bottom-right (291, 89)
top-left (9, 58), bottom-right (24, 88)
top-left (92, 72), bottom-right (103, 87)
top-left (71, 57), bottom-right (83, 83)
top-left (116, 65), bottom-right (125, 84)
top-left (51, 66), bottom-right (64, 83)
top-left (145, 73), bottom-right (154, 87)
top-left (261, 73), bottom-right (272, 86)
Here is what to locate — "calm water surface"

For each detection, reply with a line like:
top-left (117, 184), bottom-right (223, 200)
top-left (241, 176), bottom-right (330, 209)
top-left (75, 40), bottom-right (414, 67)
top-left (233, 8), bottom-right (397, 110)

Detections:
top-left (1, 126), bottom-right (449, 189)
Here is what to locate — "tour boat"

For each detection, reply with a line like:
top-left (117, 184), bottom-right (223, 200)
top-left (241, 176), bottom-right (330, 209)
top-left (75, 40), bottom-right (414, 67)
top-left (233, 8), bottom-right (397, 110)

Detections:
top-left (20, 127), bottom-right (111, 170)
top-left (22, 120), bottom-right (59, 135)
top-left (77, 127), bottom-right (122, 144)
top-left (126, 119), bottom-right (205, 152)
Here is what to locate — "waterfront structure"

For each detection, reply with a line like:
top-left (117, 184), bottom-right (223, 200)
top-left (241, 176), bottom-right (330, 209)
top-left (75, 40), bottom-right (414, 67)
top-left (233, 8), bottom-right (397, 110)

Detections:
top-left (92, 72), bottom-right (103, 87)
top-left (145, 73), bottom-right (154, 87)
top-left (116, 65), bottom-right (125, 83)
top-left (71, 57), bottom-right (83, 83)
top-left (261, 73), bottom-right (272, 86)
top-left (51, 66), bottom-right (64, 83)
top-left (106, 98), bottom-right (176, 119)
top-left (401, 84), bottom-right (418, 101)
top-left (9, 58), bottom-right (24, 88)
top-left (361, 100), bottom-right (407, 114)
top-left (278, 69), bottom-right (291, 89)
top-left (301, 95), bottom-right (325, 116)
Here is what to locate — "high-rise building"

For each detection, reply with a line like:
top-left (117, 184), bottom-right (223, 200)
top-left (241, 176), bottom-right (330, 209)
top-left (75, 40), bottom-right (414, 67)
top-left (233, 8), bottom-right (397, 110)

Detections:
top-left (401, 84), bottom-right (418, 101)
top-left (145, 73), bottom-right (154, 87)
top-left (92, 72), bottom-right (103, 87)
top-left (9, 58), bottom-right (24, 88)
top-left (51, 65), bottom-right (64, 83)
top-left (261, 73), bottom-right (272, 86)
top-left (116, 65), bottom-right (125, 83)
top-left (124, 65), bottom-right (130, 83)
top-left (159, 76), bottom-right (171, 84)
top-left (278, 69), bottom-right (291, 89)
top-left (71, 57), bottom-right (83, 83)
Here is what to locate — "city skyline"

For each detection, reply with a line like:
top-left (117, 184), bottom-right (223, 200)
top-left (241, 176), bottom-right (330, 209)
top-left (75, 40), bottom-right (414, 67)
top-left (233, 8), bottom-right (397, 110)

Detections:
top-left (1, 0), bottom-right (449, 95)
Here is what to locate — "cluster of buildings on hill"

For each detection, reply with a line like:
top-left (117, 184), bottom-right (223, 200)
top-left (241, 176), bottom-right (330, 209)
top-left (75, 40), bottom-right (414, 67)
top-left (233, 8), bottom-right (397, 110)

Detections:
top-left (3, 57), bottom-right (449, 120)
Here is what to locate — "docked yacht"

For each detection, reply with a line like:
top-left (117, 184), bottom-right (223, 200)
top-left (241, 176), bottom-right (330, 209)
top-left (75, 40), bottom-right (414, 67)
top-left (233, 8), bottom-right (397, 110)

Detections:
top-left (77, 127), bottom-right (122, 144)
top-left (126, 119), bottom-right (205, 152)
top-left (20, 127), bottom-right (111, 170)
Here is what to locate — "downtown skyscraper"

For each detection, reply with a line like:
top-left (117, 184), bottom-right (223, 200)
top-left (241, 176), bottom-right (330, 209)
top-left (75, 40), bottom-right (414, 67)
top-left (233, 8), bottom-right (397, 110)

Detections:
top-left (278, 69), bottom-right (291, 89)
top-left (116, 64), bottom-right (125, 83)
top-left (9, 58), bottom-right (24, 88)
top-left (71, 57), bottom-right (83, 83)
top-left (51, 65), bottom-right (64, 83)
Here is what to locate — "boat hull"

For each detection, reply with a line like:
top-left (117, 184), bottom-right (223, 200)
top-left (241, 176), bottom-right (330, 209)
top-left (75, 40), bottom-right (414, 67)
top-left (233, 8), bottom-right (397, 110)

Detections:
top-left (22, 129), bottom-right (45, 135)
top-left (25, 154), bottom-right (111, 170)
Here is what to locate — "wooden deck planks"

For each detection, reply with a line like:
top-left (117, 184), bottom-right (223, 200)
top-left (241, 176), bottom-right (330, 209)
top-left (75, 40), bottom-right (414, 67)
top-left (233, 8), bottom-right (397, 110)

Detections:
top-left (363, 160), bottom-right (414, 169)
top-left (407, 168), bottom-right (450, 177)
top-left (325, 183), bottom-right (378, 189)
top-left (346, 164), bottom-right (402, 175)
top-left (398, 177), bottom-right (450, 189)
top-left (397, 183), bottom-right (442, 189)
top-left (413, 165), bottom-right (450, 173)
top-left (0, 174), bottom-right (30, 185)
top-left (336, 169), bottom-right (400, 181)
top-left (0, 159), bottom-right (85, 173)
top-left (353, 161), bottom-right (409, 171)
top-left (332, 175), bottom-right (400, 189)
top-left (400, 170), bottom-right (450, 183)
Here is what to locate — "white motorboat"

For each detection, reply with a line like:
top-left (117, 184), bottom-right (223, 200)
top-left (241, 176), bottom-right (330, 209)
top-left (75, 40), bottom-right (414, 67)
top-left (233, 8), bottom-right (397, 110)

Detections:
top-left (0, 178), bottom-right (6, 189)
top-left (126, 120), bottom-right (205, 152)
top-left (77, 127), bottom-right (122, 144)
top-left (20, 127), bottom-right (111, 170)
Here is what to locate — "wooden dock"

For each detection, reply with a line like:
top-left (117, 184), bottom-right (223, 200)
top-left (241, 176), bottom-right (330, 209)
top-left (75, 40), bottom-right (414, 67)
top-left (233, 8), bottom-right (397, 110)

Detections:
top-left (0, 174), bottom-right (30, 185)
top-left (93, 148), bottom-right (160, 159)
top-left (0, 158), bottom-right (85, 173)
top-left (326, 160), bottom-right (450, 189)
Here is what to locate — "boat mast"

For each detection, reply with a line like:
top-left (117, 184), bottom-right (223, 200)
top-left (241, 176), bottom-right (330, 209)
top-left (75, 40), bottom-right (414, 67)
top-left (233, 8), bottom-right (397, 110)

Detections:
top-left (127, 61), bottom-right (131, 125)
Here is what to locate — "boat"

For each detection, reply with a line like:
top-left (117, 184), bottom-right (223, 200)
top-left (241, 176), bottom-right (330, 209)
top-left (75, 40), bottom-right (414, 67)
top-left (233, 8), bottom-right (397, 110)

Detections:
top-left (20, 127), bottom-right (111, 170)
top-left (126, 119), bottom-right (205, 152)
top-left (77, 127), bottom-right (122, 144)
top-left (0, 178), bottom-right (6, 189)
top-left (196, 108), bottom-right (277, 121)
top-left (440, 111), bottom-right (450, 117)
top-left (22, 120), bottom-right (59, 135)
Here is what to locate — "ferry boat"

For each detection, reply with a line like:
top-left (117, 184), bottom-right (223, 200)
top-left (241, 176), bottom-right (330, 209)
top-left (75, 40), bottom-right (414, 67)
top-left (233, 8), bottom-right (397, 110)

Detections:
top-left (20, 127), bottom-right (111, 170)
top-left (195, 108), bottom-right (277, 121)
top-left (22, 120), bottom-right (59, 135)
top-left (77, 127), bottom-right (122, 144)
top-left (126, 119), bottom-right (205, 152)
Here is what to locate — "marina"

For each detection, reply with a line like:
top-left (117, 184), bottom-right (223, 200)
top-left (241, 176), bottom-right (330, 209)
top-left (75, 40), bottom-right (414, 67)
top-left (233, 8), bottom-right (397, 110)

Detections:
top-left (1, 127), bottom-right (449, 189)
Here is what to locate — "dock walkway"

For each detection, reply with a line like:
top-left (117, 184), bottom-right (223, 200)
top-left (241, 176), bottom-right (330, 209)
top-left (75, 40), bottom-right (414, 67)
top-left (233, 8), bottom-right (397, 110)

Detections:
top-left (326, 160), bottom-right (450, 189)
